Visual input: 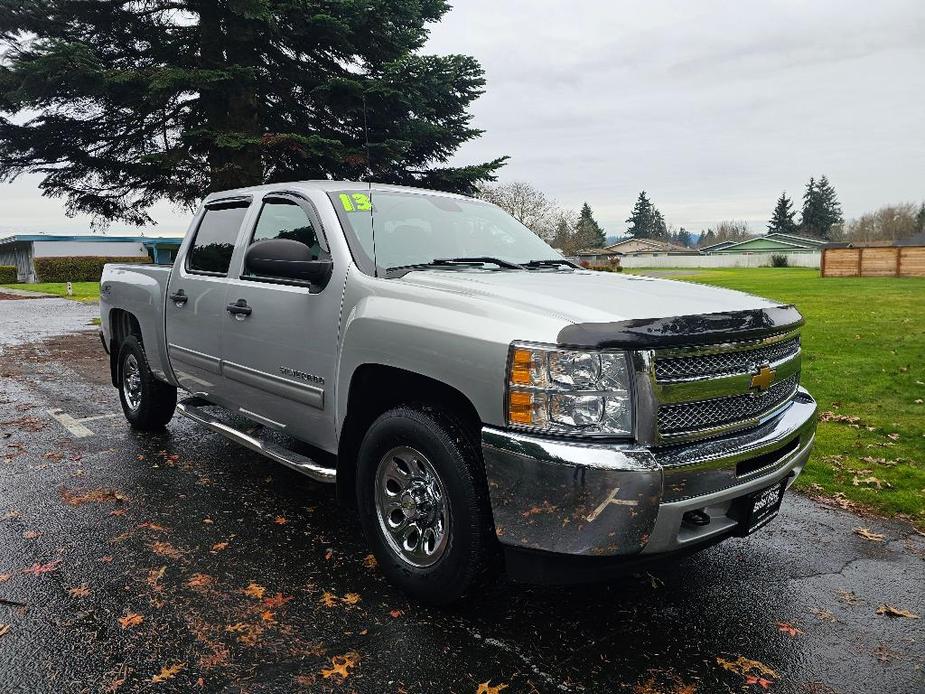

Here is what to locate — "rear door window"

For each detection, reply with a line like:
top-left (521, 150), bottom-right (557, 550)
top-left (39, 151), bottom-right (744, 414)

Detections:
top-left (186, 202), bottom-right (249, 275)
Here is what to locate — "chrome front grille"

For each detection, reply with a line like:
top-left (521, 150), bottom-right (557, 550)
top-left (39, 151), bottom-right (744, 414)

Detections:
top-left (655, 337), bottom-right (800, 380)
top-left (649, 328), bottom-right (802, 443)
top-left (658, 373), bottom-right (799, 434)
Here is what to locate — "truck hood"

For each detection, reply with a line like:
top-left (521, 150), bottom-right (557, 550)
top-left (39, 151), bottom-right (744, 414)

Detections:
top-left (398, 269), bottom-right (778, 325)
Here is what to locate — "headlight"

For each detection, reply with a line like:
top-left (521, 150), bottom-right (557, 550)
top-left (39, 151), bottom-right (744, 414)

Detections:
top-left (506, 342), bottom-right (633, 436)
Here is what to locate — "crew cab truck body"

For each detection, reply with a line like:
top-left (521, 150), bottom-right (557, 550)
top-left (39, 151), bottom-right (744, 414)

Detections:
top-left (100, 181), bottom-right (817, 603)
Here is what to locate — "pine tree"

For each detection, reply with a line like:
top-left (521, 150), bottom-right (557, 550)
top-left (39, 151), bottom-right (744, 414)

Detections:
top-left (815, 175), bottom-right (843, 238)
top-left (0, 1), bottom-right (506, 225)
top-left (916, 203), bottom-right (925, 234)
top-left (626, 190), bottom-right (668, 238)
top-left (800, 175), bottom-right (843, 240)
top-left (574, 202), bottom-right (606, 248)
top-left (767, 192), bottom-right (797, 234)
top-left (676, 227), bottom-right (693, 247)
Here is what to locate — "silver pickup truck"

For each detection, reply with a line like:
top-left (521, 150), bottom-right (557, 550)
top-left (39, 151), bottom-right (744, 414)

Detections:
top-left (100, 181), bottom-right (816, 603)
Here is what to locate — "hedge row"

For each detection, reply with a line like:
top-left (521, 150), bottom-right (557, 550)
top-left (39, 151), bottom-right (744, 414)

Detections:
top-left (34, 256), bottom-right (149, 283)
top-left (0, 265), bottom-right (16, 284)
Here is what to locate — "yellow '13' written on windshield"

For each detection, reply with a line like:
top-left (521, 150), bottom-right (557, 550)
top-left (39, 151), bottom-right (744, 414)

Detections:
top-left (339, 193), bottom-right (372, 212)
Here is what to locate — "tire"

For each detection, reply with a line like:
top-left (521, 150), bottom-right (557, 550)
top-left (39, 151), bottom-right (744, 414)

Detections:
top-left (117, 335), bottom-right (177, 431)
top-left (356, 406), bottom-right (496, 604)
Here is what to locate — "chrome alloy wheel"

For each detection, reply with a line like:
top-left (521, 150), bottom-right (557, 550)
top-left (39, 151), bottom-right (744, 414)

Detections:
top-left (374, 446), bottom-right (450, 568)
top-left (122, 353), bottom-right (143, 411)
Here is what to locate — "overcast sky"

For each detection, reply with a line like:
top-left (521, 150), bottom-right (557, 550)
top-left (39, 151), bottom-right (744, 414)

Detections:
top-left (2, 0), bottom-right (923, 237)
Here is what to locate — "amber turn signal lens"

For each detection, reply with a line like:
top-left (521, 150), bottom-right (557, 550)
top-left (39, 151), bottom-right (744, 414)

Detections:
top-left (507, 390), bottom-right (533, 424)
top-left (510, 348), bottom-right (534, 385)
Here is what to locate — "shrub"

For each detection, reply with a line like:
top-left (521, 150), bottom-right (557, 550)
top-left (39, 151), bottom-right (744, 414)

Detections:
top-left (33, 256), bottom-right (148, 283)
top-left (770, 254), bottom-right (789, 268)
top-left (0, 265), bottom-right (17, 284)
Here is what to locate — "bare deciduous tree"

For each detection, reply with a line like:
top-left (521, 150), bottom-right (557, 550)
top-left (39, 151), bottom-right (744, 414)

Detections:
top-left (845, 203), bottom-right (922, 242)
top-left (477, 181), bottom-right (561, 240)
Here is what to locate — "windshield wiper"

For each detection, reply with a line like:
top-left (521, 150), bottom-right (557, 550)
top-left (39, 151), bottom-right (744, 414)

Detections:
top-left (522, 258), bottom-right (579, 269)
top-left (386, 256), bottom-right (525, 277)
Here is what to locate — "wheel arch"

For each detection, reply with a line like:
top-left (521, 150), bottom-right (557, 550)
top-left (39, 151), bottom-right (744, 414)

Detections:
top-left (335, 363), bottom-right (482, 506)
top-left (108, 308), bottom-right (144, 387)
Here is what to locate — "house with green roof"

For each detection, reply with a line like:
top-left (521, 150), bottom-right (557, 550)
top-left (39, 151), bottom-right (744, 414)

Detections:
top-left (700, 233), bottom-right (826, 255)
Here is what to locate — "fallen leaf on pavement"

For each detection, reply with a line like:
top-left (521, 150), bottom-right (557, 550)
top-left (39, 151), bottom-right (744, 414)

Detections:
top-left (810, 608), bottom-right (836, 622)
top-left (147, 566), bottom-right (166, 590)
top-left (320, 591), bottom-right (339, 608)
top-left (151, 541), bottom-right (182, 559)
top-left (60, 487), bottom-right (126, 506)
top-left (876, 604), bottom-right (919, 619)
top-left (22, 530), bottom-right (42, 540)
top-left (321, 652), bottom-right (359, 682)
top-left (259, 610), bottom-right (276, 623)
top-left (119, 613), bottom-right (143, 629)
top-left (225, 622), bottom-right (263, 646)
top-left (109, 508), bottom-right (126, 517)
top-left (853, 527), bottom-right (885, 542)
top-left (138, 521), bottom-right (169, 532)
top-left (0, 624), bottom-right (9, 638)
top-left (745, 674), bottom-right (773, 689)
top-left (261, 593), bottom-right (293, 609)
top-left (244, 583), bottom-right (266, 599)
top-left (776, 622), bottom-right (802, 637)
top-left (151, 663), bottom-right (184, 683)
top-left (342, 592), bottom-right (362, 605)
top-left (389, 609), bottom-right (402, 618)
top-left (837, 589), bottom-right (862, 605)
top-left (187, 573), bottom-right (214, 589)
top-left (716, 656), bottom-right (777, 686)
top-left (22, 559), bottom-right (62, 575)
top-left (0, 573), bottom-right (11, 583)
top-left (362, 553), bottom-right (378, 569)
top-left (476, 682), bottom-right (509, 694)
top-left (274, 516), bottom-right (287, 525)
top-left (68, 585), bottom-right (91, 598)
top-left (872, 644), bottom-right (902, 663)
top-left (210, 541), bottom-right (229, 552)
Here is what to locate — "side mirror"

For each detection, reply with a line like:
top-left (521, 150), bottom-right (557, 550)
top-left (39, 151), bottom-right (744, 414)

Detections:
top-left (244, 239), bottom-right (332, 286)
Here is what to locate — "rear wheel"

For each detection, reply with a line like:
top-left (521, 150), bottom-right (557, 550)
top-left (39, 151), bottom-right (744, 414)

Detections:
top-left (356, 406), bottom-right (496, 604)
top-left (117, 335), bottom-right (176, 431)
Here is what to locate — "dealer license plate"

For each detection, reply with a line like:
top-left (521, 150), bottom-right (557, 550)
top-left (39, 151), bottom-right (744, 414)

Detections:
top-left (739, 480), bottom-right (786, 535)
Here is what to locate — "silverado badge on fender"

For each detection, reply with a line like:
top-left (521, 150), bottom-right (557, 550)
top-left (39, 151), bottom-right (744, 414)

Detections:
top-left (750, 364), bottom-right (777, 392)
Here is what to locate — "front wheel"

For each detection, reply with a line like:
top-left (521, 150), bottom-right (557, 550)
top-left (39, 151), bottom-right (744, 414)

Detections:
top-left (117, 335), bottom-right (177, 431)
top-left (356, 406), bottom-right (496, 604)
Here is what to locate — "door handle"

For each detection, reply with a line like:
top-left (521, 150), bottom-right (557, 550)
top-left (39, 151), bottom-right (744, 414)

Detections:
top-left (169, 289), bottom-right (188, 306)
top-left (226, 298), bottom-right (252, 317)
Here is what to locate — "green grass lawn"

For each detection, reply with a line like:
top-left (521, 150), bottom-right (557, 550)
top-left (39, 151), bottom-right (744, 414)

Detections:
top-left (1, 281), bottom-right (100, 302)
top-left (643, 268), bottom-right (925, 527)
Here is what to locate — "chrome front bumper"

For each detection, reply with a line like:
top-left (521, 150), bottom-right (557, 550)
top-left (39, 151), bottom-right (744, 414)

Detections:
top-left (482, 387), bottom-right (817, 558)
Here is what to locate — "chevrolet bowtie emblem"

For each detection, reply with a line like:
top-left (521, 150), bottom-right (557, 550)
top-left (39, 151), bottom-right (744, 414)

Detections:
top-left (750, 364), bottom-right (776, 392)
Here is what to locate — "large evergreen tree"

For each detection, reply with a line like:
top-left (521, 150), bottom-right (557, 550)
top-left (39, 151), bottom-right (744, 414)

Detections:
top-left (767, 192), bottom-right (797, 234)
top-left (0, 1), bottom-right (506, 225)
top-left (800, 175), bottom-right (843, 239)
top-left (626, 190), bottom-right (668, 239)
top-left (574, 202), bottom-right (605, 248)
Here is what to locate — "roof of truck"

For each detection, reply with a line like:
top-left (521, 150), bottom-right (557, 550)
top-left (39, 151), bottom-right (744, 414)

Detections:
top-left (203, 180), bottom-right (475, 204)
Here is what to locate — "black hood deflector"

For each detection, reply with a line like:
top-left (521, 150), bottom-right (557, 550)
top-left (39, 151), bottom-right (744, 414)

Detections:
top-left (557, 305), bottom-right (804, 350)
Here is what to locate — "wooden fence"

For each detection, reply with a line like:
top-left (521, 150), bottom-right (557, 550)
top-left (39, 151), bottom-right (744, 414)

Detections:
top-left (821, 246), bottom-right (925, 277)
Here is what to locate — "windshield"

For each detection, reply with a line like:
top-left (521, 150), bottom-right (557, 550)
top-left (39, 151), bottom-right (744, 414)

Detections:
top-left (330, 189), bottom-right (562, 275)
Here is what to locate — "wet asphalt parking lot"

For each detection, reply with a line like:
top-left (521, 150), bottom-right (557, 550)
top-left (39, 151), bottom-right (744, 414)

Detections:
top-left (0, 295), bottom-right (923, 694)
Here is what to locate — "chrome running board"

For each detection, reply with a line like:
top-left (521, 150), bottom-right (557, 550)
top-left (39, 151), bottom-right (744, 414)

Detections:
top-left (176, 396), bottom-right (336, 483)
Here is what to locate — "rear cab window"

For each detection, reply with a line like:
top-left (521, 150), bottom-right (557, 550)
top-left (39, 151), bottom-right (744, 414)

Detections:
top-left (186, 202), bottom-right (250, 275)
